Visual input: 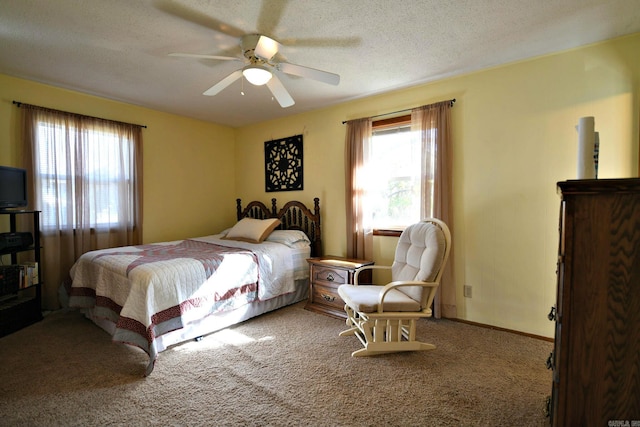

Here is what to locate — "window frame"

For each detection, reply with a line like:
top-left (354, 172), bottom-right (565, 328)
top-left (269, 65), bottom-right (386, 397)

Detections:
top-left (370, 114), bottom-right (413, 237)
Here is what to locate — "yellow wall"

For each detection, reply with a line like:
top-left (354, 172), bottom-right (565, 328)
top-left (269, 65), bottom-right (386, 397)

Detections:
top-left (0, 74), bottom-right (237, 307)
top-left (1, 33), bottom-right (638, 335)
top-left (235, 33), bottom-right (640, 338)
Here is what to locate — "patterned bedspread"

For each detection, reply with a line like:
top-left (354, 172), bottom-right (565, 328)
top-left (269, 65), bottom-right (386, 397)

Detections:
top-left (69, 236), bottom-right (298, 375)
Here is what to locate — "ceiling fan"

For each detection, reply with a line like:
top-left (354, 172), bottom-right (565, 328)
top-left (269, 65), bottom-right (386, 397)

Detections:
top-left (169, 34), bottom-right (340, 108)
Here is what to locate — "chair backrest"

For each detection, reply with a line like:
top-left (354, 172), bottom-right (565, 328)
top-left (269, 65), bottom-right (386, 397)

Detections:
top-left (391, 219), bottom-right (451, 308)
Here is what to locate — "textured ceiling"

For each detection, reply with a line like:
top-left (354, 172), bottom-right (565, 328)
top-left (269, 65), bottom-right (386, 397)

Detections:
top-left (1, 0), bottom-right (639, 127)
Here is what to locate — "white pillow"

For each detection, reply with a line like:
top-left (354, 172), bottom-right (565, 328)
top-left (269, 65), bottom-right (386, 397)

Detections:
top-left (264, 230), bottom-right (311, 247)
top-left (224, 218), bottom-right (281, 243)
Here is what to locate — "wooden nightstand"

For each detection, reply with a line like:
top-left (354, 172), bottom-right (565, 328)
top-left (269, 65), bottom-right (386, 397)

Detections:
top-left (305, 256), bottom-right (374, 319)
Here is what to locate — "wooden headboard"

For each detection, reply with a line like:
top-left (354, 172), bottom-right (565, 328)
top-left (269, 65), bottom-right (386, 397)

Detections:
top-left (236, 198), bottom-right (322, 257)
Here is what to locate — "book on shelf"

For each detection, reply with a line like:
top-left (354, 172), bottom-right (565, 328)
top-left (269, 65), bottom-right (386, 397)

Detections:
top-left (19, 261), bottom-right (39, 289)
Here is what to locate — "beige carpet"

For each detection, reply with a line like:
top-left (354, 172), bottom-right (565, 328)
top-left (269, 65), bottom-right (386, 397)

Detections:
top-left (0, 302), bottom-right (552, 426)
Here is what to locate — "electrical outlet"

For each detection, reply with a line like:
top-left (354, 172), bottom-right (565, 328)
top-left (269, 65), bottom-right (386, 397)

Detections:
top-left (463, 285), bottom-right (472, 298)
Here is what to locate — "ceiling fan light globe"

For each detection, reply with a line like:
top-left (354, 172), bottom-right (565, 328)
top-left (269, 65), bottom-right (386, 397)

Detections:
top-left (243, 66), bottom-right (272, 86)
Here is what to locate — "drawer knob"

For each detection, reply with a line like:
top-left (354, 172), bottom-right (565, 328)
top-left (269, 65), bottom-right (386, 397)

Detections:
top-left (544, 396), bottom-right (551, 418)
top-left (326, 273), bottom-right (335, 282)
top-left (321, 294), bottom-right (335, 302)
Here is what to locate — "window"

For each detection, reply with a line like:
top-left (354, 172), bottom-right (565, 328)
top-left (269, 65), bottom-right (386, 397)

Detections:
top-left (21, 103), bottom-right (142, 309)
top-left (34, 119), bottom-right (137, 231)
top-left (369, 115), bottom-right (431, 231)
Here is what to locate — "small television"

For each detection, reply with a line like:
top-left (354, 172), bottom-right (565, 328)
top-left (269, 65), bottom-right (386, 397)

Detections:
top-left (0, 166), bottom-right (28, 210)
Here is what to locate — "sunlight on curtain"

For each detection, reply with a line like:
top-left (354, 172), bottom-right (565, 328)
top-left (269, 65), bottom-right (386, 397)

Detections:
top-left (344, 118), bottom-right (373, 260)
top-left (21, 105), bottom-right (143, 309)
top-left (412, 101), bottom-right (455, 318)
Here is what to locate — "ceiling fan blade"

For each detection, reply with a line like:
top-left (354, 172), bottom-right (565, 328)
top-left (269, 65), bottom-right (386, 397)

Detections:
top-left (277, 36), bottom-right (362, 48)
top-left (169, 53), bottom-right (242, 62)
top-left (256, 0), bottom-right (287, 36)
top-left (153, 0), bottom-right (245, 38)
top-left (254, 35), bottom-right (281, 61)
top-left (203, 69), bottom-right (243, 96)
top-left (277, 62), bottom-right (340, 85)
top-left (266, 76), bottom-right (295, 108)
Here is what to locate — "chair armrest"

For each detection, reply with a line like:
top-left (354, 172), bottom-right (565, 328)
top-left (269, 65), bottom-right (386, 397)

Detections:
top-left (377, 281), bottom-right (439, 313)
top-left (354, 265), bottom-right (391, 285)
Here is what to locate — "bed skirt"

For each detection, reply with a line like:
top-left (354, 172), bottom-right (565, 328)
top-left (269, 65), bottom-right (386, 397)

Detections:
top-left (81, 278), bottom-right (309, 354)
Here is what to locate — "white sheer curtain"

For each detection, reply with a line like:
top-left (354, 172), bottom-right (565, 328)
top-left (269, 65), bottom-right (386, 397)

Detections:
top-left (21, 104), bottom-right (143, 309)
top-left (344, 118), bottom-right (373, 260)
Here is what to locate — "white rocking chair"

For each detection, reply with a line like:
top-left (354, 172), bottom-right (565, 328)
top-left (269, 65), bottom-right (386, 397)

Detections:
top-left (337, 219), bottom-right (451, 357)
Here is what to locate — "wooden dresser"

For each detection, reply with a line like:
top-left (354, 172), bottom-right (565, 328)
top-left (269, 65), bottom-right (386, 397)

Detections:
top-left (549, 179), bottom-right (640, 425)
top-left (305, 256), bottom-right (373, 319)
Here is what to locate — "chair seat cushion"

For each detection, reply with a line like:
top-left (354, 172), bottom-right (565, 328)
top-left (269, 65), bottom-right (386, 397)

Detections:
top-left (338, 284), bottom-right (422, 313)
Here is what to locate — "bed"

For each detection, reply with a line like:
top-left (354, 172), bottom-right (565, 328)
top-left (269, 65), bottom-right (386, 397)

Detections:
top-left (68, 198), bottom-right (321, 375)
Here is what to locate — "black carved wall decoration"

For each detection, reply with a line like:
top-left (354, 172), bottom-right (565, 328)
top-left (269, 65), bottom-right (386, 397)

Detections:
top-left (264, 134), bottom-right (303, 192)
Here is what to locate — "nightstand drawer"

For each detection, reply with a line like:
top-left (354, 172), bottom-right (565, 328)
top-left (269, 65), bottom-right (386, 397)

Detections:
top-left (305, 256), bottom-right (374, 319)
top-left (311, 284), bottom-right (343, 310)
top-left (313, 267), bottom-right (349, 287)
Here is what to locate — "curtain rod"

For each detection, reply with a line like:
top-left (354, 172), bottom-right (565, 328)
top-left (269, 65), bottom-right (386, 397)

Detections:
top-left (341, 98), bottom-right (455, 124)
top-left (12, 100), bottom-right (147, 129)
